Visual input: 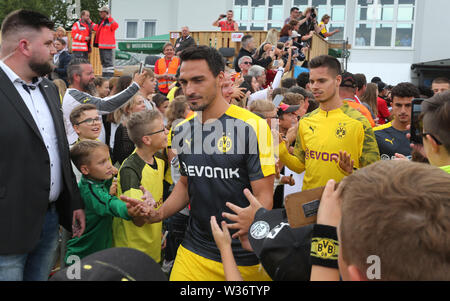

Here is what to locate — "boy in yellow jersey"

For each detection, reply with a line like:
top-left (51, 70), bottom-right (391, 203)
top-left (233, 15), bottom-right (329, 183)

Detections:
top-left (112, 110), bottom-right (169, 263)
top-left (279, 55), bottom-right (380, 190)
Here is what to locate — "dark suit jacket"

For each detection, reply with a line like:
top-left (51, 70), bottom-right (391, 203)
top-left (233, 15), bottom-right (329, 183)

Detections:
top-left (174, 36), bottom-right (196, 54)
top-left (54, 51), bottom-right (72, 85)
top-left (0, 68), bottom-right (83, 254)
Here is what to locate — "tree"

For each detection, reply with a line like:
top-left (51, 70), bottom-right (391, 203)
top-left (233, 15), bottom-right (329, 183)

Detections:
top-left (0, 0), bottom-right (108, 30)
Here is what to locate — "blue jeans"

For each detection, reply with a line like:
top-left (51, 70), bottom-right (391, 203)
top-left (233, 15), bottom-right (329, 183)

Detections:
top-left (0, 205), bottom-right (59, 281)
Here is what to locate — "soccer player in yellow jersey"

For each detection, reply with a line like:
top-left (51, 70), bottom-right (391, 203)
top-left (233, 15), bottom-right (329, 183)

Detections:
top-left (279, 55), bottom-right (380, 190)
top-left (123, 46), bottom-right (275, 281)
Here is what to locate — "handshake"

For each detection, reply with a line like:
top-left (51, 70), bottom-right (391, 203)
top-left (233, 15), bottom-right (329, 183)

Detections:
top-left (119, 186), bottom-right (162, 224)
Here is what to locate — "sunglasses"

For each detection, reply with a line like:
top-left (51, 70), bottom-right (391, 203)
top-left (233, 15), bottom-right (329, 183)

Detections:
top-left (242, 62), bottom-right (252, 65)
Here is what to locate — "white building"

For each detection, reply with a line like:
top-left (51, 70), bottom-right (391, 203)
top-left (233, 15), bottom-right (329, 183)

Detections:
top-left (110, 0), bottom-right (450, 86)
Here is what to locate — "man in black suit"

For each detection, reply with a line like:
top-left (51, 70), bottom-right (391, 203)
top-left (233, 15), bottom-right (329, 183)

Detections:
top-left (52, 38), bottom-right (72, 85)
top-left (0, 9), bottom-right (85, 281)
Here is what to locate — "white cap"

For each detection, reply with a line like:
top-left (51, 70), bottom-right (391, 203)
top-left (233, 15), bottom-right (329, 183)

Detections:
top-left (291, 31), bottom-right (301, 38)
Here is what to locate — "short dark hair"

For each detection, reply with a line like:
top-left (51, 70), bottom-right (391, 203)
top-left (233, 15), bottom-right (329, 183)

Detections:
top-left (272, 87), bottom-right (288, 100)
top-left (371, 76), bottom-right (382, 83)
top-left (308, 55), bottom-right (341, 76)
top-left (296, 72), bottom-right (310, 88)
top-left (390, 82), bottom-right (420, 100)
top-left (421, 90), bottom-right (450, 153)
top-left (432, 77), bottom-right (450, 85)
top-left (152, 93), bottom-right (169, 108)
top-left (290, 7), bottom-right (300, 13)
top-left (179, 46), bottom-right (225, 77)
top-left (281, 78), bottom-right (297, 89)
top-left (67, 58), bottom-right (91, 84)
top-left (93, 77), bottom-right (108, 88)
top-left (70, 140), bottom-right (108, 171)
top-left (1, 9), bottom-right (54, 39)
top-left (55, 38), bottom-right (66, 46)
top-left (241, 35), bottom-right (254, 49)
top-left (70, 104), bottom-right (98, 126)
top-left (288, 86), bottom-right (308, 99)
top-left (353, 73), bottom-right (367, 91)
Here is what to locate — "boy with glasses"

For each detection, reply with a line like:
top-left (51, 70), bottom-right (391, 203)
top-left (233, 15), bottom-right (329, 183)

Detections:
top-left (70, 104), bottom-right (103, 143)
top-left (113, 110), bottom-right (169, 263)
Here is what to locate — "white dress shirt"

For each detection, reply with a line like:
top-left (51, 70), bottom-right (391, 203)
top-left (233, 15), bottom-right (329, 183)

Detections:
top-left (0, 61), bottom-right (63, 202)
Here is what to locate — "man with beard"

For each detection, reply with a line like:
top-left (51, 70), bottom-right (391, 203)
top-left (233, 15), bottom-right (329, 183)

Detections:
top-left (62, 58), bottom-right (146, 145)
top-left (0, 9), bottom-right (85, 281)
top-left (127, 46), bottom-right (275, 280)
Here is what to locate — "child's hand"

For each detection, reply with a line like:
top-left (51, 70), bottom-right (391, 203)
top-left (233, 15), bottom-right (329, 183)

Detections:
top-left (109, 178), bottom-right (118, 196)
top-left (239, 234), bottom-right (253, 252)
top-left (111, 166), bottom-right (119, 176)
top-left (210, 216), bottom-right (232, 251)
top-left (280, 175), bottom-right (295, 186)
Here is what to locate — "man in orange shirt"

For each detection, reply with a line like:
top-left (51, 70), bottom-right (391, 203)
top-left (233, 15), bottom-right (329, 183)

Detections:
top-left (154, 43), bottom-right (180, 95)
top-left (339, 72), bottom-right (376, 127)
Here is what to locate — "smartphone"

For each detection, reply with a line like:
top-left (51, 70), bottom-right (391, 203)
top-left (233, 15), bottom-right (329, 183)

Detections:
top-left (273, 94), bottom-right (284, 107)
top-left (138, 62), bottom-right (144, 74)
top-left (410, 98), bottom-right (425, 145)
top-left (273, 59), bottom-right (279, 67)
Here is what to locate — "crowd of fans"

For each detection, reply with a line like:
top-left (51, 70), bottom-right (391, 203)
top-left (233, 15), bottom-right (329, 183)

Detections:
top-left (0, 7), bottom-right (449, 283)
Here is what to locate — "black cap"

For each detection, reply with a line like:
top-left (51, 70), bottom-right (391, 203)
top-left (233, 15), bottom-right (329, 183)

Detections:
top-left (277, 103), bottom-right (300, 116)
top-left (340, 71), bottom-right (356, 88)
top-left (50, 248), bottom-right (167, 281)
top-left (248, 208), bottom-right (313, 281)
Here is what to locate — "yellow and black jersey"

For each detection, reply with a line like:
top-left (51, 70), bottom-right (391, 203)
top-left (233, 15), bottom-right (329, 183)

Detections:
top-left (171, 105), bottom-right (275, 266)
top-left (112, 152), bottom-right (165, 263)
top-left (292, 102), bottom-right (380, 190)
top-left (374, 122), bottom-right (411, 160)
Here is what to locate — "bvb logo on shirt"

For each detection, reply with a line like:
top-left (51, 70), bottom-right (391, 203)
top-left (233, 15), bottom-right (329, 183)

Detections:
top-left (335, 123), bottom-right (347, 139)
top-left (217, 135), bottom-right (232, 153)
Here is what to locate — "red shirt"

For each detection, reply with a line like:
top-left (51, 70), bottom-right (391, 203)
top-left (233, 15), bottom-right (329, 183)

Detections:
top-left (219, 20), bottom-right (237, 31)
top-left (377, 97), bottom-right (390, 125)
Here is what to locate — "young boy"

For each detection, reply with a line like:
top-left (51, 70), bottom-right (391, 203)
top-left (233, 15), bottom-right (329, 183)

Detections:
top-left (65, 140), bottom-right (149, 265)
top-left (70, 104), bottom-right (102, 142)
top-left (112, 110), bottom-right (169, 263)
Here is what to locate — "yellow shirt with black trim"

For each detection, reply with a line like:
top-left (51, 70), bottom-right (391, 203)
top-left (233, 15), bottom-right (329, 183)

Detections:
top-left (288, 102), bottom-right (380, 190)
top-left (112, 152), bottom-right (165, 263)
top-left (170, 104), bottom-right (275, 266)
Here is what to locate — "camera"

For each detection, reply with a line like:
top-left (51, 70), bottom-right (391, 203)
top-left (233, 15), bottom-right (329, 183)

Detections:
top-left (310, 7), bottom-right (317, 19)
top-left (220, 14), bottom-right (226, 19)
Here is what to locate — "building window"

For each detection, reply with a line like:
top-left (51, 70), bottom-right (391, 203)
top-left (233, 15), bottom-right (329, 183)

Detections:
top-left (355, 0), bottom-right (415, 48)
top-left (234, 0), bottom-right (285, 31)
top-left (144, 21), bottom-right (156, 38)
top-left (126, 21), bottom-right (138, 39)
top-left (293, 0), bottom-right (347, 40)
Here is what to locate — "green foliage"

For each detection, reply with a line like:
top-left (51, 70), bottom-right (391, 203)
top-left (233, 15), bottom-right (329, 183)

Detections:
top-left (0, 0), bottom-right (108, 30)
